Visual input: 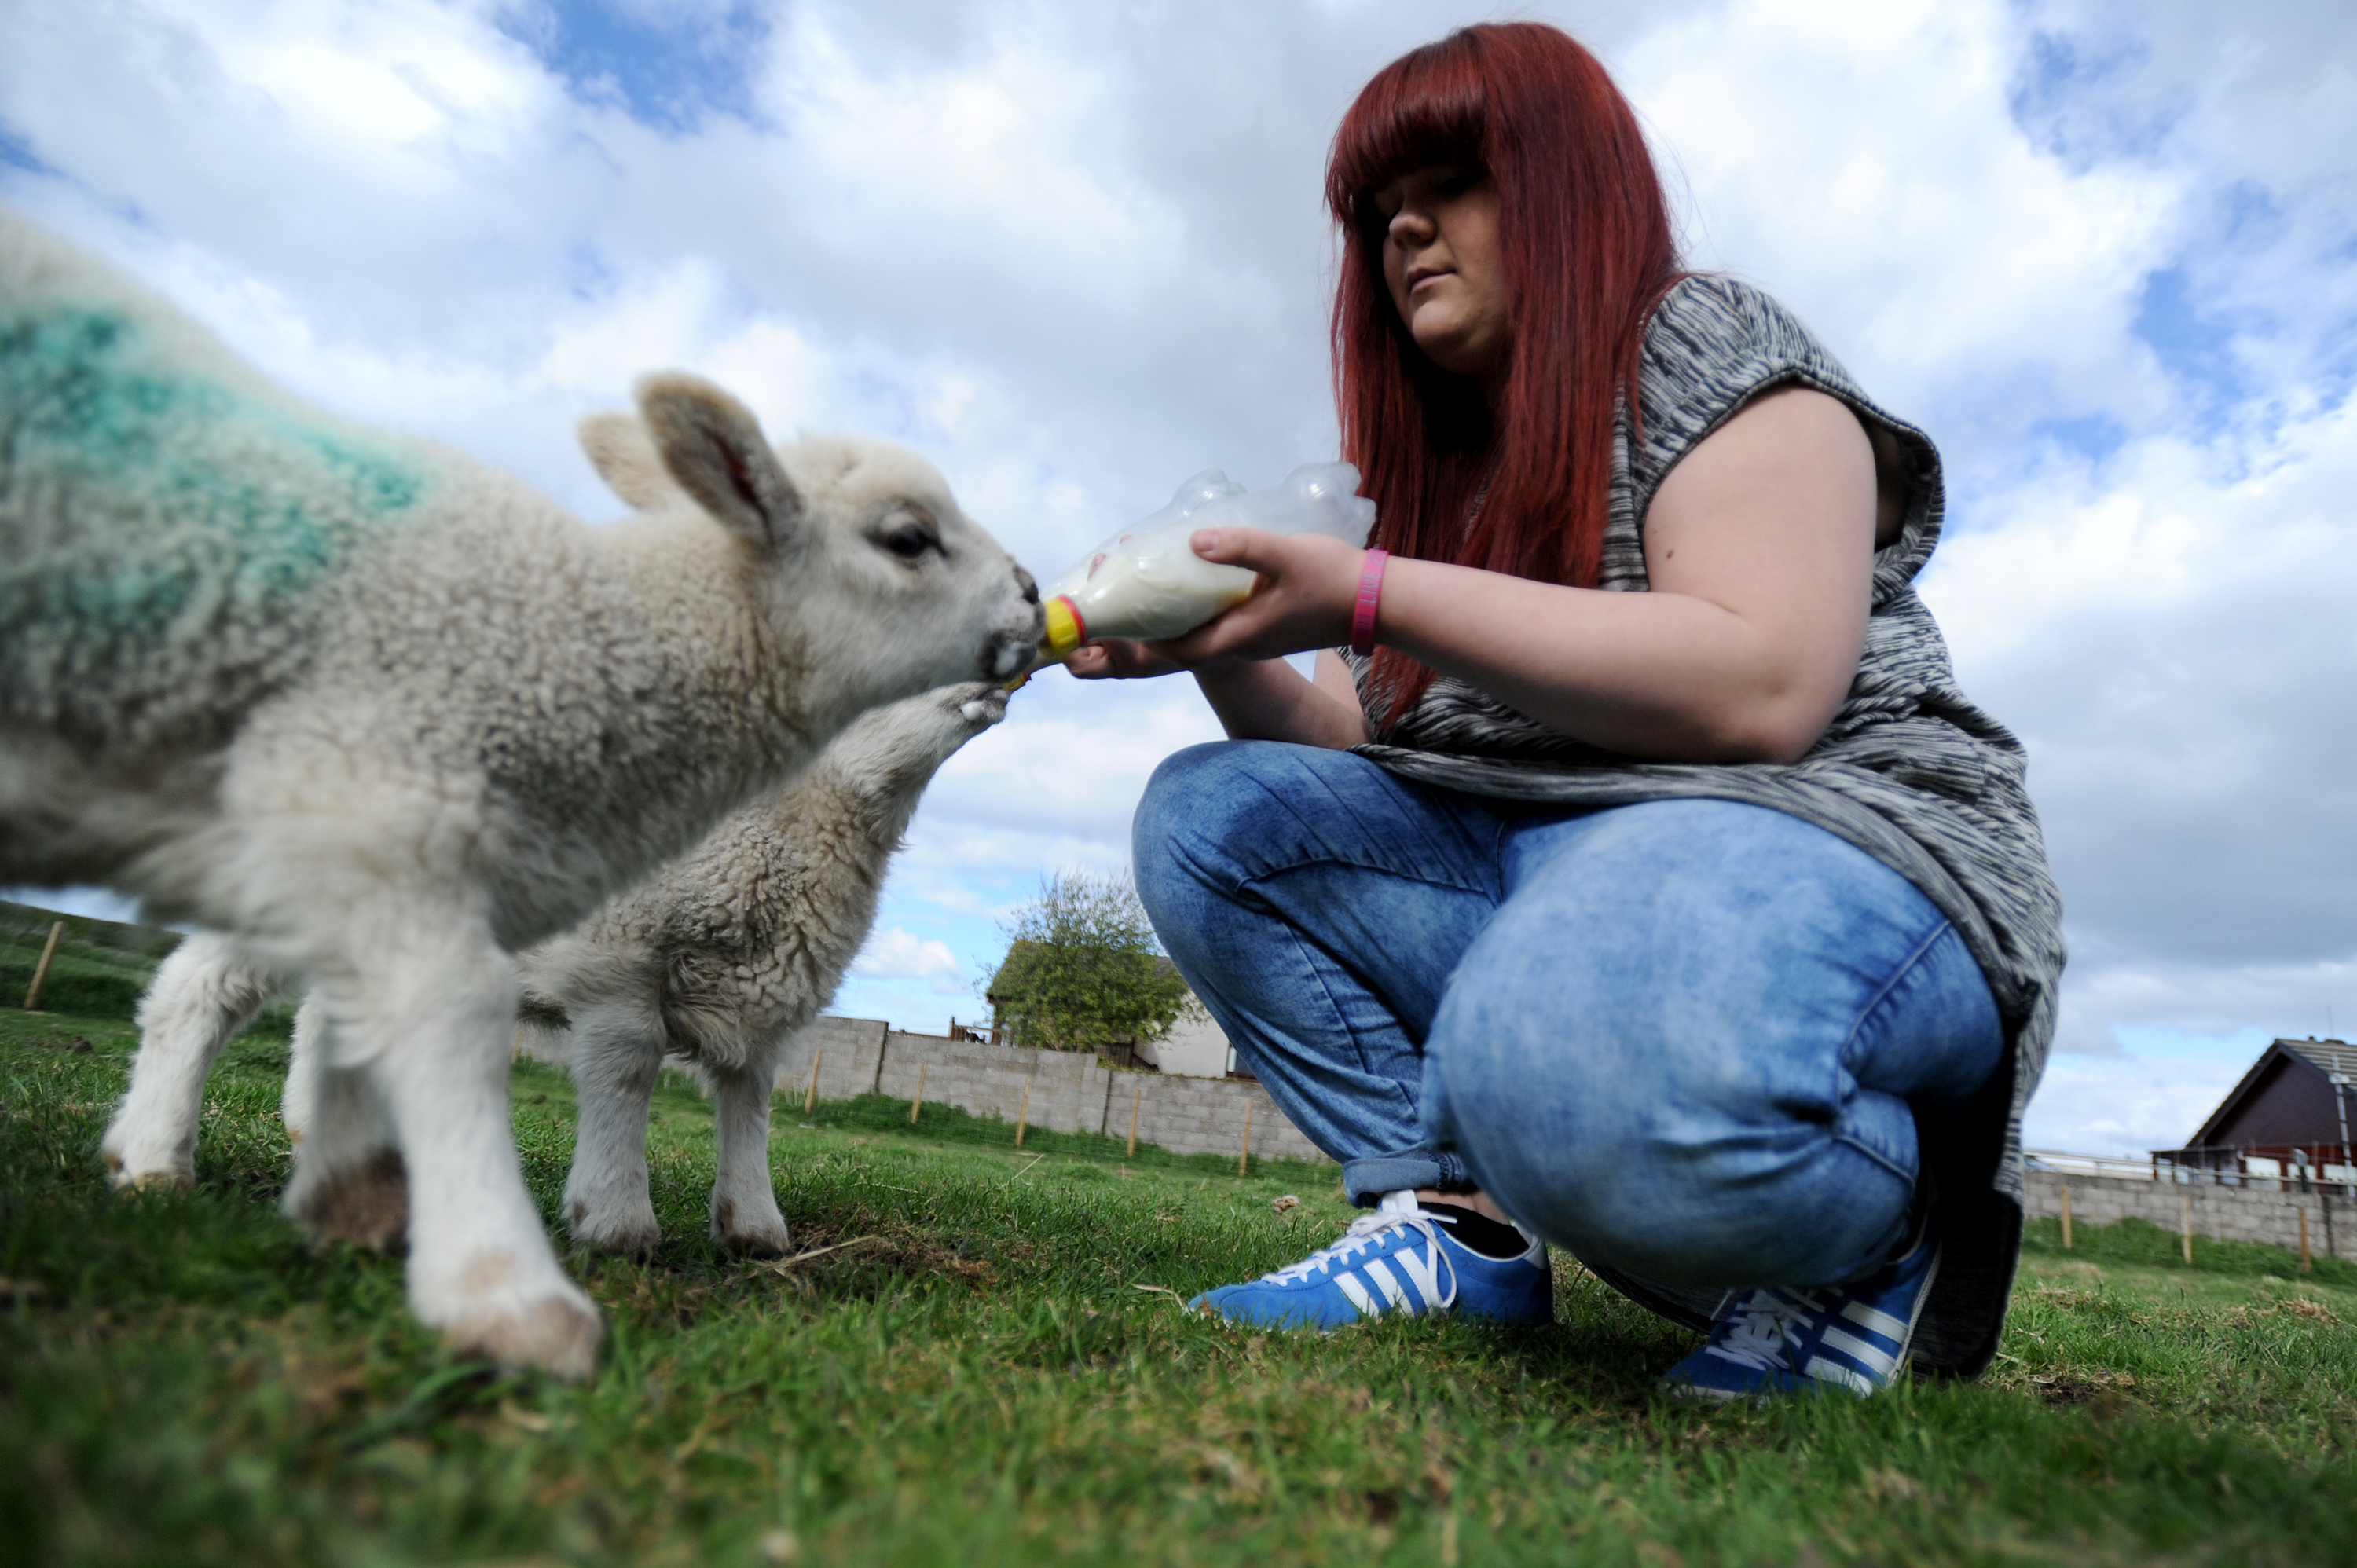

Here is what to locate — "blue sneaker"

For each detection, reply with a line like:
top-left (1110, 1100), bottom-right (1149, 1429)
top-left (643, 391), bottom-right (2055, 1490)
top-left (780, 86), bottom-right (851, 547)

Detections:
top-left (1659, 1222), bottom-right (1940, 1400)
top-left (1188, 1191), bottom-right (1552, 1331)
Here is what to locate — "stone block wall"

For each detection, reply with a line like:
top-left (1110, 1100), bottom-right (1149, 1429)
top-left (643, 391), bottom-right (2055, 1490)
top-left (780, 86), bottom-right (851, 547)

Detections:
top-left (770, 1016), bottom-right (1328, 1167)
top-left (2023, 1168), bottom-right (2351, 1261)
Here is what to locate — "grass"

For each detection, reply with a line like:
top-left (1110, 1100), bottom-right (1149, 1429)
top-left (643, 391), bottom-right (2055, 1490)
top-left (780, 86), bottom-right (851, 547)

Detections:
top-left (4, 960), bottom-right (2357, 1564)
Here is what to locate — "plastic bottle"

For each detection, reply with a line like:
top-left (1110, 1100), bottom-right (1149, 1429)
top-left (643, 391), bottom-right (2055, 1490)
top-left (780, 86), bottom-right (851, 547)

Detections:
top-left (1036, 463), bottom-right (1376, 658)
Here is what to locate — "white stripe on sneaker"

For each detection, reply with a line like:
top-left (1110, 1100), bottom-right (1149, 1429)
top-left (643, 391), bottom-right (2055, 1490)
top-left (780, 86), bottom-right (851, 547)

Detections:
top-left (1820, 1325), bottom-right (1901, 1377)
top-left (1392, 1241), bottom-right (1450, 1311)
top-left (1362, 1258), bottom-right (1411, 1311)
top-left (1803, 1356), bottom-right (1878, 1394)
top-left (1840, 1299), bottom-right (1910, 1341)
top-left (1336, 1273), bottom-right (1378, 1316)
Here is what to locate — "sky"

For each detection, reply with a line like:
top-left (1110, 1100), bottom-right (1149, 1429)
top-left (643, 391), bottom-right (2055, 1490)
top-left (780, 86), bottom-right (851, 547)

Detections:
top-left (4, 0), bottom-right (2352, 1158)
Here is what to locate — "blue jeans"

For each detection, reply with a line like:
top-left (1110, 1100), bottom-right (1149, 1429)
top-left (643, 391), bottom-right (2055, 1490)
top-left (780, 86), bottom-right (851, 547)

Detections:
top-left (1132, 742), bottom-right (2003, 1291)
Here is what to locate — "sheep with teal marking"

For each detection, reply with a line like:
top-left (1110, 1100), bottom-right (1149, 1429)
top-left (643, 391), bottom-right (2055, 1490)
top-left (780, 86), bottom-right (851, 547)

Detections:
top-left (1, 206), bottom-right (1044, 1379)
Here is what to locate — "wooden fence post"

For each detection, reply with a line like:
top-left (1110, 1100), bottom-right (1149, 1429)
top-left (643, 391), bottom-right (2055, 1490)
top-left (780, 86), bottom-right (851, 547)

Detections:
top-left (2181, 1194), bottom-right (2194, 1264)
top-left (804, 1052), bottom-right (823, 1116)
top-left (1014, 1073), bottom-right (1033, 1147)
top-left (2059, 1181), bottom-right (2073, 1250)
top-left (910, 1062), bottom-right (926, 1124)
top-left (1237, 1101), bottom-right (1253, 1177)
top-left (1127, 1086), bottom-right (1142, 1160)
top-left (22, 920), bottom-right (64, 1011)
top-left (2300, 1207), bottom-right (2313, 1273)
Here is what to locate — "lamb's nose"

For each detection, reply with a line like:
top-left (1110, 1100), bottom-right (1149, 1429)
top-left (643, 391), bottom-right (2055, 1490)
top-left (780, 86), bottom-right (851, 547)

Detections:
top-left (1014, 566), bottom-right (1039, 605)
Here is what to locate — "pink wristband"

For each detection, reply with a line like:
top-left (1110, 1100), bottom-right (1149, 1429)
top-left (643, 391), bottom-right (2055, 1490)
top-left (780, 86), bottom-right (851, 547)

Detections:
top-left (1351, 548), bottom-right (1389, 657)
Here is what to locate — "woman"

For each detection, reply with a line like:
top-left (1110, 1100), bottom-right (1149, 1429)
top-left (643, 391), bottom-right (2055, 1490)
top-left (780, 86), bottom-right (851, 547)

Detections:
top-left (1069, 23), bottom-right (2061, 1397)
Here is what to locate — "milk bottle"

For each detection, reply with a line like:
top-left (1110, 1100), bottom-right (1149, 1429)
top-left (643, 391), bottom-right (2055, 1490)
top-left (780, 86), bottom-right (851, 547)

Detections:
top-left (1038, 463), bottom-right (1377, 658)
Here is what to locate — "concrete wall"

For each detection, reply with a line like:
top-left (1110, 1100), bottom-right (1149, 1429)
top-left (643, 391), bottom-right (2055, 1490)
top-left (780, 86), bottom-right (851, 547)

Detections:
top-left (2024, 1167), bottom-right (2352, 1261)
top-left (772, 1015), bottom-right (1327, 1167)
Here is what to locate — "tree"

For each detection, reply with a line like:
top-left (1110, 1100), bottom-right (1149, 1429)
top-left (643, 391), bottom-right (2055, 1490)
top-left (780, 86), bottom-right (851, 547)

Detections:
top-left (982, 870), bottom-right (1202, 1053)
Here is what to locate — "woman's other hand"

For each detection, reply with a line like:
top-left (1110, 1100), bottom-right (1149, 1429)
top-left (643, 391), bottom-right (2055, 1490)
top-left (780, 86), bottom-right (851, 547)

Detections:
top-left (1062, 639), bottom-right (1185, 680)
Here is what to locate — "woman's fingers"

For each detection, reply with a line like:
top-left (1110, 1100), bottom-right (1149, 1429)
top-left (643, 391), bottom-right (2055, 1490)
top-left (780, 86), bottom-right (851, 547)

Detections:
top-left (1064, 639), bottom-right (1182, 680)
top-left (1157, 529), bottom-right (1361, 662)
top-left (1062, 529), bottom-right (1363, 672)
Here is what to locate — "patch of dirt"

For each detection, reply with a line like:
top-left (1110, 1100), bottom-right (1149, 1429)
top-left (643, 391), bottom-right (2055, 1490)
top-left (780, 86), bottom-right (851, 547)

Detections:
top-left (2027, 1368), bottom-right (2138, 1414)
top-left (2031, 1286), bottom-right (2101, 1310)
top-left (750, 1218), bottom-right (1000, 1291)
top-left (2253, 1295), bottom-right (2341, 1324)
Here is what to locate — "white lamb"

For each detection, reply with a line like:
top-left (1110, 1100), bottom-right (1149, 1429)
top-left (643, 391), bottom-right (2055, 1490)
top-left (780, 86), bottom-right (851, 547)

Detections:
top-left (2, 204), bottom-right (1043, 1377)
top-left (106, 677), bottom-right (1005, 1257)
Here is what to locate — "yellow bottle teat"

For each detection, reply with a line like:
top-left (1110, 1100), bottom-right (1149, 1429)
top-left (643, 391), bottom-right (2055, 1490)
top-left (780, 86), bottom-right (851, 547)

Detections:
top-left (1042, 595), bottom-right (1083, 658)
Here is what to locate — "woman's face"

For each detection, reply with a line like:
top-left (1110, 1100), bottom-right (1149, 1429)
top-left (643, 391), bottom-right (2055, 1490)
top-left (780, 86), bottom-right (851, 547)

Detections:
top-left (1373, 164), bottom-right (1508, 390)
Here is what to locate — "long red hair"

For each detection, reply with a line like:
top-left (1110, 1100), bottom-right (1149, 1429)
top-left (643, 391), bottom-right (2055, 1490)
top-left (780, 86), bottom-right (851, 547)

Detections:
top-left (1327, 24), bottom-right (1683, 725)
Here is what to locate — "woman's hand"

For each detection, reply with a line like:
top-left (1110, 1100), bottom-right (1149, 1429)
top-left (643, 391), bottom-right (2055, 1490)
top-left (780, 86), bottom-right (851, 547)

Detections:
top-left (1061, 638), bottom-right (1185, 680)
top-left (1060, 527), bottom-right (1365, 678)
top-left (1145, 527), bottom-right (1365, 665)
top-left (1056, 528), bottom-right (1373, 749)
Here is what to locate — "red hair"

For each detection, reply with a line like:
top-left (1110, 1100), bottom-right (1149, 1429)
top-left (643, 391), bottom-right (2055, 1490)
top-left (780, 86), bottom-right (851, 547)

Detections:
top-left (1327, 24), bottom-right (1683, 726)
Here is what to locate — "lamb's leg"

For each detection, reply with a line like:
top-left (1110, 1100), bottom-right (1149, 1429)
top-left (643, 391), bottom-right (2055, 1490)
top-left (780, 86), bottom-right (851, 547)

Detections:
top-left (707, 1056), bottom-right (790, 1256)
top-left (560, 999), bottom-right (666, 1255)
top-left (283, 1009), bottom-right (408, 1253)
top-left (104, 933), bottom-right (288, 1189)
top-left (324, 929), bottom-right (600, 1379)
top-left (282, 991), bottom-right (325, 1146)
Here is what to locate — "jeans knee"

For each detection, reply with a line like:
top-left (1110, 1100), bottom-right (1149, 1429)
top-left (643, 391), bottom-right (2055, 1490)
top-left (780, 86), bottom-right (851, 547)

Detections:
top-left (1132, 744), bottom-right (1233, 918)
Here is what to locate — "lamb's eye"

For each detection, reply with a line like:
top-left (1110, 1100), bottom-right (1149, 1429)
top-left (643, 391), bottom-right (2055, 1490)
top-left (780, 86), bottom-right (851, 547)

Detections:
top-left (879, 522), bottom-right (933, 561)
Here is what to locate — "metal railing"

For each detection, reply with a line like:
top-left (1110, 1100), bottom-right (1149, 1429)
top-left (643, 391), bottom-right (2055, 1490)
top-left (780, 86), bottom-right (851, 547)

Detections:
top-left (2148, 1142), bottom-right (2356, 1194)
top-left (2027, 1145), bottom-right (2357, 1194)
top-left (2023, 1149), bottom-right (2164, 1181)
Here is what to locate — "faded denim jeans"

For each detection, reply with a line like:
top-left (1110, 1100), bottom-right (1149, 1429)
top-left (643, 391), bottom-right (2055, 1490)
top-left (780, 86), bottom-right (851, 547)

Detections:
top-left (1131, 741), bottom-right (2003, 1291)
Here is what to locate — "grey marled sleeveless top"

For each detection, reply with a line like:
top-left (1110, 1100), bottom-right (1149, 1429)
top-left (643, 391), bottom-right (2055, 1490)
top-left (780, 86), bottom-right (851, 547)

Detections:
top-left (1345, 275), bottom-right (2065, 1376)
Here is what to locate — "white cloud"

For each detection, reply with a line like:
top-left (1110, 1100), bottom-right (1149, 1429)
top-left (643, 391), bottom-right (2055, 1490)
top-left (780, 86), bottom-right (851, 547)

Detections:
top-left (2021, 1050), bottom-right (2255, 1160)
top-left (849, 926), bottom-right (961, 985)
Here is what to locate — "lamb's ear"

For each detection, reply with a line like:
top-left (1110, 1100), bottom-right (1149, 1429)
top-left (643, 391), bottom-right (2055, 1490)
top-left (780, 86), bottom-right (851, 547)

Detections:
top-left (577, 412), bottom-right (682, 511)
top-left (634, 373), bottom-right (805, 549)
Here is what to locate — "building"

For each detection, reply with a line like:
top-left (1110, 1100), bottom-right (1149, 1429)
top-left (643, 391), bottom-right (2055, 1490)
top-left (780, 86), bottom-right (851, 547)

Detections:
top-left (2154, 1036), bottom-right (2357, 1189)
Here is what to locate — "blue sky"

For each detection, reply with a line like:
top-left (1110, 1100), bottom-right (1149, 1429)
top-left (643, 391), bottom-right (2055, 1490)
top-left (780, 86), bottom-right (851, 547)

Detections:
top-left (4, 0), bottom-right (2353, 1154)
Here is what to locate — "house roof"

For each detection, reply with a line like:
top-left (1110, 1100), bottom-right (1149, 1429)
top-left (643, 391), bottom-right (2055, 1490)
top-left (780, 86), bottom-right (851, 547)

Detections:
top-left (2280, 1038), bottom-right (2357, 1079)
top-left (2168, 1037), bottom-right (2357, 1155)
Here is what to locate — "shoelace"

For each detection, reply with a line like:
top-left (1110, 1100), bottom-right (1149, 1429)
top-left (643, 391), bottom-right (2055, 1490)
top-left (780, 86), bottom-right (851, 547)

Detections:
top-left (1258, 1203), bottom-right (1458, 1311)
top-left (1704, 1288), bottom-right (1827, 1371)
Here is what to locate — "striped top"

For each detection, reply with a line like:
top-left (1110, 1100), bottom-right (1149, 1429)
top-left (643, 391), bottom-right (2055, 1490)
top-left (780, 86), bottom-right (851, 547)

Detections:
top-left (1345, 275), bottom-right (2064, 1377)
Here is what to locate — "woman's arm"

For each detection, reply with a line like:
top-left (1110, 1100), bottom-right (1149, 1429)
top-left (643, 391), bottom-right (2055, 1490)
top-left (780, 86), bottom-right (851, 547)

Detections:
top-left (1061, 639), bottom-right (1366, 747)
top-left (1129, 387), bottom-right (1877, 765)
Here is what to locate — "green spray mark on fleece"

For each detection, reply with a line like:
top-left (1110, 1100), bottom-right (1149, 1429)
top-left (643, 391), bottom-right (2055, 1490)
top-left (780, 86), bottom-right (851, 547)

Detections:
top-left (0, 307), bottom-right (434, 643)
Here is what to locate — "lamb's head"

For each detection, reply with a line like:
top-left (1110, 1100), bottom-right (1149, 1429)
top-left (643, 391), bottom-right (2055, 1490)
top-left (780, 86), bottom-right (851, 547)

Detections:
top-left (631, 375), bottom-right (1043, 708)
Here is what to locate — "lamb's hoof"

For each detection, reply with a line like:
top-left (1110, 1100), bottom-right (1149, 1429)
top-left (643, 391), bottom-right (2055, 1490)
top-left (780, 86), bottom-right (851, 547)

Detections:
top-left (442, 1291), bottom-right (605, 1381)
top-left (112, 1167), bottom-right (196, 1193)
top-left (103, 1141), bottom-right (198, 1192)
top-left (566, 1199), bottom-right (661, 1258)
top-left (295, 1149), bottom-right (410, 1252)
top-left (712, 1197), bottom-right (790, 1258)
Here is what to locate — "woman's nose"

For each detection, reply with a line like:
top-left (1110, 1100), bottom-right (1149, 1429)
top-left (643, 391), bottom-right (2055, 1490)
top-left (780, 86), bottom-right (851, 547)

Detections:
top-left (1388, 204), bottom-right (1436, 246)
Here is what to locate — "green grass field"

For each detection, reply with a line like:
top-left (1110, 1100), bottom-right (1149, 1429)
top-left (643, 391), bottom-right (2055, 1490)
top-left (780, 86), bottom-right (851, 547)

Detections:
top-left (4, 929), bottom-right (2356, 1566)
